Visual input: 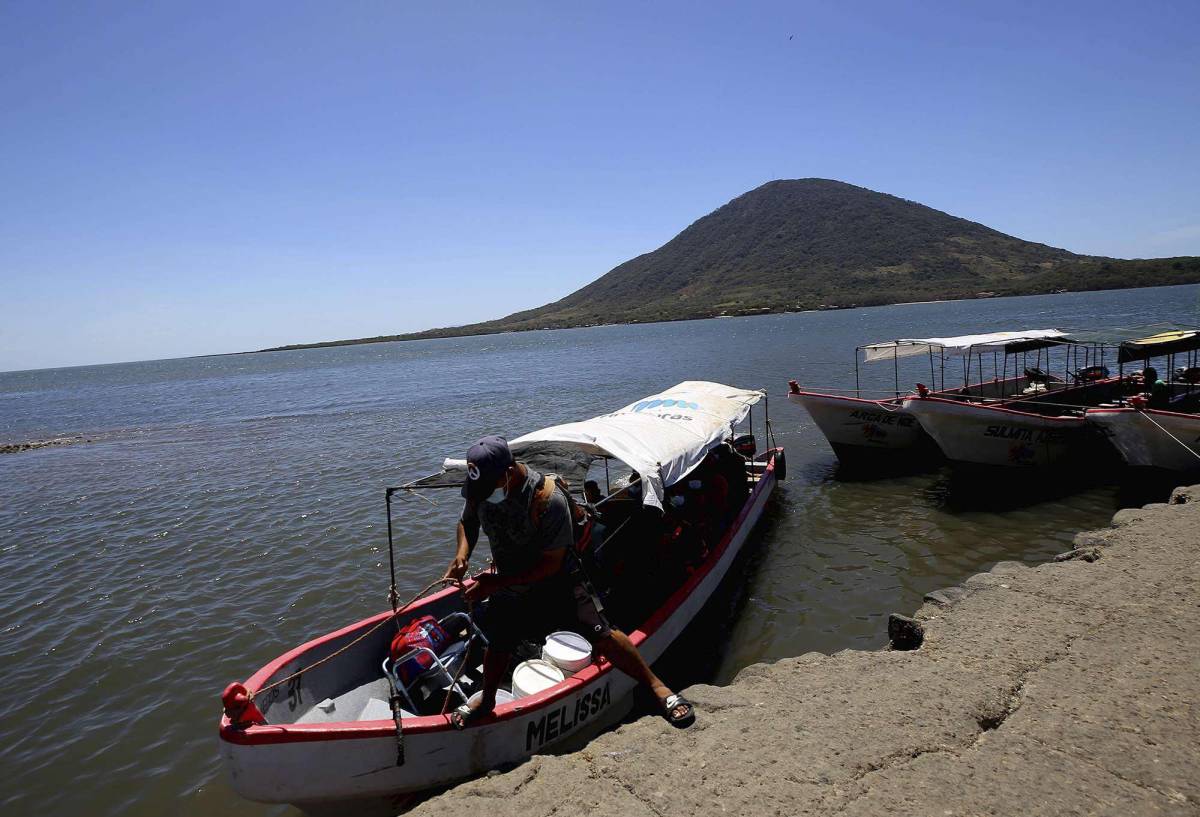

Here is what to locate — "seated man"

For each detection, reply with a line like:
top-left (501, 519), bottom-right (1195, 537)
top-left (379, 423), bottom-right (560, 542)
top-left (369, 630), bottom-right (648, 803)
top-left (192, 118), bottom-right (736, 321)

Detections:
top-left (444, 436), bottom-right (694, 729)
top-left (583, 479), bottom-right (604, 516)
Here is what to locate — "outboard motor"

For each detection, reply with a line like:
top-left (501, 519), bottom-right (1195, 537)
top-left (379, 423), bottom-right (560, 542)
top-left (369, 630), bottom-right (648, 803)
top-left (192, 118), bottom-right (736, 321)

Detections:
top-left (731, 434), bottom-right (756, 459)
top-left (1024, 367), bottom-right (1050, 384)
top-left (1076, 365), bottom-right (1110, 382)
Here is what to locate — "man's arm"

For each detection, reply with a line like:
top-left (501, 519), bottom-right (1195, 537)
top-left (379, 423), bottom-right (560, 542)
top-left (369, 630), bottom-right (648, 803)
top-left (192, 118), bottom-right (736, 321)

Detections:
top-left (445, 504), bottom-right (481, 580)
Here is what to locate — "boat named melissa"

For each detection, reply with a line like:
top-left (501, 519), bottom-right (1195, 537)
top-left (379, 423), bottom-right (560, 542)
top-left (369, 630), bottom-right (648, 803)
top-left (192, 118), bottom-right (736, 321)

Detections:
top-left (218, 381), bottom-right (782, 813)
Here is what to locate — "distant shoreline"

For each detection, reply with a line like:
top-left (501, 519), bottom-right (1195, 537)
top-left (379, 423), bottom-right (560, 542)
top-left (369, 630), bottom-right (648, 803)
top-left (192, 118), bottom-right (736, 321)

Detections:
top-left (240, 281), bottom-right (1200, 356)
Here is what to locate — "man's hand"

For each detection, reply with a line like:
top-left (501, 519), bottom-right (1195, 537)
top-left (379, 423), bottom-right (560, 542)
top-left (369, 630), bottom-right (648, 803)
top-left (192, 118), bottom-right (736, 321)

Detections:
top-left (444, 557), bottom-right (469, 582)
top-left (463, 573), bottom-right (501, 603)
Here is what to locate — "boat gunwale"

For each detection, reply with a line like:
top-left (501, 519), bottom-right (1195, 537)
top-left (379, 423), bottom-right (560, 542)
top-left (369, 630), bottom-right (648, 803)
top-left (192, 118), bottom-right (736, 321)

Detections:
top-left (220, 449), bottom-right (781, 746)
top-left (788, 390), bottom-right (907, 407)
top-left (1086, 405), bottom-right (1200, 421)
top-left (900, 394), bottom-right (1093, 423)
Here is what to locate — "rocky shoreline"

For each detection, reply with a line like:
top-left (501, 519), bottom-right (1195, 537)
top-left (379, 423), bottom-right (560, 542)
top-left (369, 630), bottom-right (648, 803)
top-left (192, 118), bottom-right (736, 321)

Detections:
top-left (412, 486), bottom-right (1200, 816)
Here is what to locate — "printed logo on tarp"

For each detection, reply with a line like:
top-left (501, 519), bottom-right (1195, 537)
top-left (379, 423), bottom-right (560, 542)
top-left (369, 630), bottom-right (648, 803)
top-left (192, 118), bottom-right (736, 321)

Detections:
top-left (633, 399), bottom-right (701, 412)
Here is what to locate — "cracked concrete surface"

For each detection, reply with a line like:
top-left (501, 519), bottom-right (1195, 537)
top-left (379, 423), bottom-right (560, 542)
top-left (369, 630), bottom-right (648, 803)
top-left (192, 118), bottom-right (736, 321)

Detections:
top-left (411, 485), bottom-right (1200, 816)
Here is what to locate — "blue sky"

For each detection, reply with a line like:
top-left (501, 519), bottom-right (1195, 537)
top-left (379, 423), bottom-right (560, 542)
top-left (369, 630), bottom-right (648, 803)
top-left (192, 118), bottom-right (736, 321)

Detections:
top-left (2, 1), bottom-right (1198, 371)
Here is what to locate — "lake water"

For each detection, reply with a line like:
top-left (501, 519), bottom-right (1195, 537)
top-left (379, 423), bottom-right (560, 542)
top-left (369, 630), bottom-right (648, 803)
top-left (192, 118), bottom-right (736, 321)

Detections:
top-left (2, 284), bottom-right (1197, 816)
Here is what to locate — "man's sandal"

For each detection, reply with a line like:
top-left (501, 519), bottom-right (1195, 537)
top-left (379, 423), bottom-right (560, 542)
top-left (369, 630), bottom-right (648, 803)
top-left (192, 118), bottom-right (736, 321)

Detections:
top-left (449, 702), bottom-right (493, 730)
top-left (661, 694), bottom-right (695, 728)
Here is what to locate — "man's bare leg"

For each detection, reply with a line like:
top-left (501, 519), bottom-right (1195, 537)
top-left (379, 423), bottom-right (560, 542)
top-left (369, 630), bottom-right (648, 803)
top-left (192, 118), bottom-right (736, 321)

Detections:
top-left (594, 629), bottom-right (690, 719)
top-left (464, 646), bottom-right (509, 714)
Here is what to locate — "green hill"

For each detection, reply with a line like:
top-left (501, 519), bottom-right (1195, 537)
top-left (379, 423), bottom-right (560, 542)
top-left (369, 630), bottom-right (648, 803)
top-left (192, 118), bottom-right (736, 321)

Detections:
top-left (264, 179), bottom-right (1200, 349)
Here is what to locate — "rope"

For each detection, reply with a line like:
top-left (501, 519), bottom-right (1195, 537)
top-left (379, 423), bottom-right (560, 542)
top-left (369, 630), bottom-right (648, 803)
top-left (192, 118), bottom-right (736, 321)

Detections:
top-left (439, 595), bottom-right (477, 716)
top-left (250, 576), bottom-right (464, 702)
top-left (1135, 409), bottom-right (1200, 463)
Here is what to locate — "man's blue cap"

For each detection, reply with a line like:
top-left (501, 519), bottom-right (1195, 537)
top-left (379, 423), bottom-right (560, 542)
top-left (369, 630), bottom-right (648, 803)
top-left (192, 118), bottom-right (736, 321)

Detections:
top-left (462, 435), bottom-right (514, 500)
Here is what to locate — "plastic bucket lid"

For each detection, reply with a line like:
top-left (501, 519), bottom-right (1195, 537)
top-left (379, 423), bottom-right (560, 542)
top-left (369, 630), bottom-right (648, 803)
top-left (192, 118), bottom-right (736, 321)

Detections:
top-left (542, 631), bottom-right (592, 673)
top-left (468, 689), bottom-right (515, 708)
top-left (511, 659), bottom-right (565, 698)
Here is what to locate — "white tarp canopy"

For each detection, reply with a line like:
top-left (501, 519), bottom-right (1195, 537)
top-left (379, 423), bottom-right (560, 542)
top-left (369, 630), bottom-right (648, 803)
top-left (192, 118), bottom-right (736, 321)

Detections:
top-left (861, 329), bottom-right (1067, 363)
top-left (509, 381), bottom-right (763, 510)
top-left (410, 381), bottom-right (763, 511)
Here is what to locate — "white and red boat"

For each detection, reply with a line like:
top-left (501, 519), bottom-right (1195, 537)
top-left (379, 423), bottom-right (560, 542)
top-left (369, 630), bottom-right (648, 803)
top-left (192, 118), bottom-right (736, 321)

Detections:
top-left (1086, 403), bottom-right (1200, 472)
top-left (899, 394), bottom-right (1091, 468)
top-left (1085, 328), bottom-right (1200, 473)
top-left (218, 382), bottom-right (781, 813)
top-left (902, 325), bottom-right (1200, 470)
top-left (787, 330), bottom-right (1069, 464)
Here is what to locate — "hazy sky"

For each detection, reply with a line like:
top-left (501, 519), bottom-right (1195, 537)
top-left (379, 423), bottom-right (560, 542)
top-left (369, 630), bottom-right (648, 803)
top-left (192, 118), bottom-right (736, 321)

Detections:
top-left (2, 1), bottom-right (1198, 371)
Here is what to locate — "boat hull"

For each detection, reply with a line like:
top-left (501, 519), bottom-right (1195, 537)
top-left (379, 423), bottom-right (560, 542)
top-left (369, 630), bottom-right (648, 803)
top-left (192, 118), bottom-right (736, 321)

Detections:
top-left (220, 454), bottom-right (780, 810)
top-left (1087, 407), bottom-right (1200, 472)
top-left (788, 392), bottom-right (930, 461)
top-left (901, 396), bottom-right (1085, 468)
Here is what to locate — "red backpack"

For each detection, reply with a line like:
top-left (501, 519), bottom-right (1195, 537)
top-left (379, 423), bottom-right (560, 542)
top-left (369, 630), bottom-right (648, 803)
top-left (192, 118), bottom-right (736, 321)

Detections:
top-left (389, 615), bottom-right (452, 685)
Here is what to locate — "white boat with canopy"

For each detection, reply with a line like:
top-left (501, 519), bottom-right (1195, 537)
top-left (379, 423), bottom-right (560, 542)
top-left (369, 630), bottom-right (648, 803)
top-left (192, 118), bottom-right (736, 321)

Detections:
top-left (788, 328), bottom-right (1071, 464)
top-left (1085, 326), bottom-right (1200, 473)
top-left (900, 328), bottom-right (1134, 469)
top-left (219, 382), bottom-right (783, 813)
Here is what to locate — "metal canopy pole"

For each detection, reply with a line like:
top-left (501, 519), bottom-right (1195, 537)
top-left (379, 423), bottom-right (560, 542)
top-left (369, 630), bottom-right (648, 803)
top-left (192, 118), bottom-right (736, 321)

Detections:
top-left (385, 488), bottom-right (399, 614)
top-left (855, 347), bottom-right (862, 399)
top-left (893, 347), bottom-right (899, 398)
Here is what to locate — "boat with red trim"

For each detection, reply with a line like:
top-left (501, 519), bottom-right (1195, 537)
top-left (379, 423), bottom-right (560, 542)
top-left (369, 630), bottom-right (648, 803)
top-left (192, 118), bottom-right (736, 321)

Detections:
top-left (898, 331), bottom-right (1131, 469)
top-left (1085, 327), bottom-right (1200, 473)
top-left (218, 382), bottom-right (782, 813)
top-left (787, 330), bottom-right (1069, 465)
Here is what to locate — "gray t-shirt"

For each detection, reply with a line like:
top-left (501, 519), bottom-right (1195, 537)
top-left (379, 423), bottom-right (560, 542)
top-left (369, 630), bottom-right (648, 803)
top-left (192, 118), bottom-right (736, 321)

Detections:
top-left (462, 466), bottom-right (572, 586)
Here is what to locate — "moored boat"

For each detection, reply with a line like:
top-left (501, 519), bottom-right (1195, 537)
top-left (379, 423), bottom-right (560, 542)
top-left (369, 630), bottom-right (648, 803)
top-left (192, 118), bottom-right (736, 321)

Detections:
top-left (900, 394), bottom-right (1090, 468)
top-left (1085, 327), bottom-right (1200, 473)
top-left (787, 329), bottom-right (1067, 465)
top-left (218, 381), bottom-right (781, 813)
top-left (1086, 404), bottom-right (1200, 472)
top-left (899, 332), bottom-right (1124, 469)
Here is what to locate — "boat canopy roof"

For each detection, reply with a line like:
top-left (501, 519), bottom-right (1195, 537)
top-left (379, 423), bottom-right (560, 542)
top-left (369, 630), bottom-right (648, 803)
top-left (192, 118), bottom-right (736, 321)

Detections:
top-left (401, 381), bottom-right (764, 510)
top-left (1118, 328), bottom-right (1200, 363)
top-left (1059, 323), bottom-right (1200, 363)
top-left (860, 329), bottom-right (1067, 363)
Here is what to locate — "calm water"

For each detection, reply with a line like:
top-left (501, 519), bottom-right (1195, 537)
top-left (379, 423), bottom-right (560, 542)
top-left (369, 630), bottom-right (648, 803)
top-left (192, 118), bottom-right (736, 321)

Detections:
top-left (2, 284), bottom-right (1197, 816)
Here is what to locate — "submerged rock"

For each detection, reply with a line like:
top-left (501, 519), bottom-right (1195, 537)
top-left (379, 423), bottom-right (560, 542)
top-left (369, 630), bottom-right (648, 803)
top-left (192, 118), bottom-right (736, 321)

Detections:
top-left (0, 436), bottom-right (90, 455)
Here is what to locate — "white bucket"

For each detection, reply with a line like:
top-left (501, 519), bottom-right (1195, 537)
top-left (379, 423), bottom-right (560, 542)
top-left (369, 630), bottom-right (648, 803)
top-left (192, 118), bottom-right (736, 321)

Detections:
top-left (511, 659), bottom-right (565, 698)
top-left (467, 689), bottom-right (516, 708)
top-left (541, 631), bottom-right (593, 674)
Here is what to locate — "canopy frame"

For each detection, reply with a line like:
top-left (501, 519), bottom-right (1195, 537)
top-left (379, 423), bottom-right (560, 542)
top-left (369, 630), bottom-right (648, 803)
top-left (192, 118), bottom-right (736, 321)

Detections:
top-left (381, 382), bottom-right (771, 600)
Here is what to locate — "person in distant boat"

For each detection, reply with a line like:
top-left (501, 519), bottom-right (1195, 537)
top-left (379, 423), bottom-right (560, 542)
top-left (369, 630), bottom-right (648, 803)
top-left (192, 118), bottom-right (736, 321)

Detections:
top-left (583, 479), bottom-right (604, 510)
top-left (443, 435), bottom-right (694, 729)
top-left (617, 470), bottom-right (642, 501)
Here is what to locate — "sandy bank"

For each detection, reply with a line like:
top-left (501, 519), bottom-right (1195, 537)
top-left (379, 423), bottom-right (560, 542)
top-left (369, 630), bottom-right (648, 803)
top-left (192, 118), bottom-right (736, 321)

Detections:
top-left (412, 486), bottom-right (1200, 816)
